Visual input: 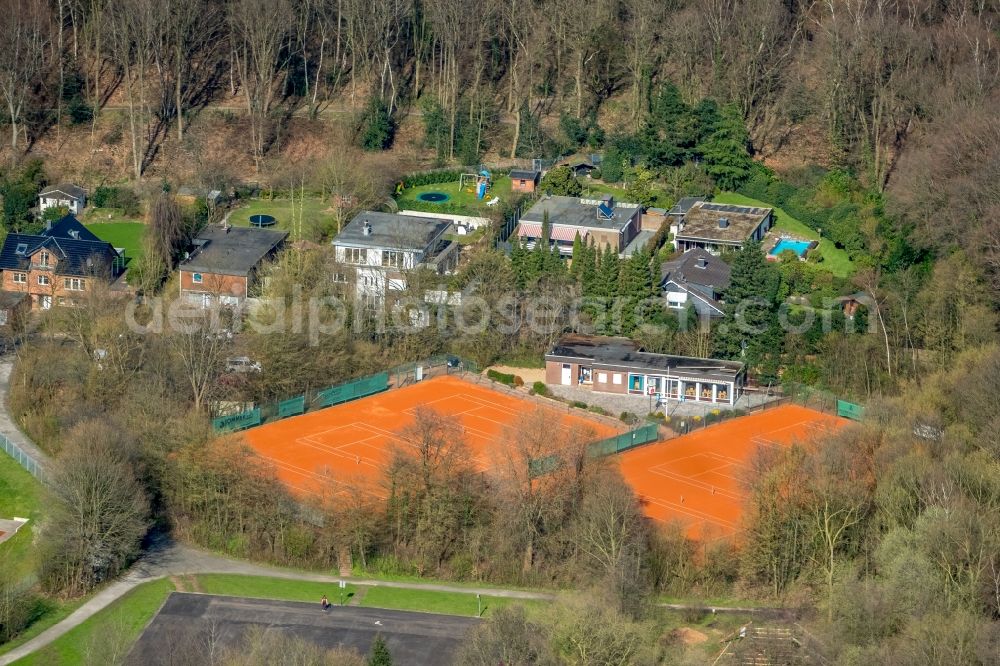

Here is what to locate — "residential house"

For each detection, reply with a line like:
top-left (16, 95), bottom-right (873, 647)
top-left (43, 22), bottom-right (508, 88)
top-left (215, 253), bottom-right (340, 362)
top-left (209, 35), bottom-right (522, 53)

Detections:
top-left (672, 201), bottom-right (773, 254)
top-left (509, 169), bottom-right (540, 193)
top-left (659, 248), bottom-right (731, 318)
top-left (666, 196), bottom-right (707, 228)
top-left (331, 211), bottom-right (458, 305)
top-left (517, 194), bottom-right (643, 256)
top-left (544, 334), bottom-right (746, 406)
top-left (178, 224), bottom-right (288, 307)
top-left (0, 215), bottom-right (123, 310)
top-left (38, 183), bottom-right (87, 215)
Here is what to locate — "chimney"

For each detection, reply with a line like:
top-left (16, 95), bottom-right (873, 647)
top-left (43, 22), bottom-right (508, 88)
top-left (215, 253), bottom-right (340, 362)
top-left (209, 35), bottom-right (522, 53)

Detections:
top-left (363, 221), bottom-right (373, 236)
top-left (45, 220), bottom-right (52, 232)
top-left (718, 217), bottom-right (729, 229)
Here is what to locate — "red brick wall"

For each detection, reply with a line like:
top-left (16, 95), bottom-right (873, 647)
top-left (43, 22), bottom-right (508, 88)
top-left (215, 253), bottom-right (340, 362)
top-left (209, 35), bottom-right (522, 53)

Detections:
top-left (512, 179), bottom-right (536, 193)
top-left (180, 271), bottom-right (248, 298)
top-left (1, 268), bottom-right (95, 309)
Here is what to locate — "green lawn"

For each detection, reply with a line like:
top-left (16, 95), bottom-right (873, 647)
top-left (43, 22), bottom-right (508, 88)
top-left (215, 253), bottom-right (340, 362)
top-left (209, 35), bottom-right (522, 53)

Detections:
top-left (713, 192), bottom-right (855, 277)
top-left (194, 574), bottom-right (359, 606)
top-left (11, 579), bottom-right (176, 666)
top-left (82, 221), bottom-right (146, 263)
top-left (359, 586), bottom-right (545, 617)
top-left (233, 198), bottom-right (337, 239)
top-left (396, 176), bottom-right (513, 214)
top-left (0, 450), bottom-right (44, 582)
top-left (80, 207), bottom-right (141, 226)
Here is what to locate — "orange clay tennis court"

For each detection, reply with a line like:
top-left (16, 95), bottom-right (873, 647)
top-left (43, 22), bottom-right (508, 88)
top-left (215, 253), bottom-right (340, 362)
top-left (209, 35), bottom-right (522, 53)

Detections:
top-left (242, 374), bottom-right (620, 498)
top-left (618, 404), bottom-right (847, 541)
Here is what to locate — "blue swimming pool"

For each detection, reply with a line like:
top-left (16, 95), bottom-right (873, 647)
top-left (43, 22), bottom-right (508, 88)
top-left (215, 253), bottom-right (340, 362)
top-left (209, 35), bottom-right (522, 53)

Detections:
top-left (769, 239), bottom-right (812, 258)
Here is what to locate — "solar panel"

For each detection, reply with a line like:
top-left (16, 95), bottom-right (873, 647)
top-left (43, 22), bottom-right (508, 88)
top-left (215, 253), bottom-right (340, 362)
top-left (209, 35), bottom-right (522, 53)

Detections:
top-left (598, 203), bottom-right (615, 219)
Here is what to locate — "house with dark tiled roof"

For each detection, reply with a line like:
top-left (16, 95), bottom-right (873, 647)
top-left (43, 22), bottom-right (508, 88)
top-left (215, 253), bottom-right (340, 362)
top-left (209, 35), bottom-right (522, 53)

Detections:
top-left (0, 215), bottom-right (123, 310)
top-left (659, 248), bottom-right (731, 318)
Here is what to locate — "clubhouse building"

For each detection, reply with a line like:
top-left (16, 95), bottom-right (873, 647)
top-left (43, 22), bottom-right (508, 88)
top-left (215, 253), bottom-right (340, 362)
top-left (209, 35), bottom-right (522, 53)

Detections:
top-left (544, 335), bottom-right (746, 406)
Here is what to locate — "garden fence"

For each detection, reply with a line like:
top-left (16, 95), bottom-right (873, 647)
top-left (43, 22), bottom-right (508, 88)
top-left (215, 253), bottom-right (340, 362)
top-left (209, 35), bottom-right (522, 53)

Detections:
top-left (528, 421), bottom-right (662, 478)
top-left (0, 433), bottom-right (45, 482)
top-left (211, 355), bottom-right (480, 434)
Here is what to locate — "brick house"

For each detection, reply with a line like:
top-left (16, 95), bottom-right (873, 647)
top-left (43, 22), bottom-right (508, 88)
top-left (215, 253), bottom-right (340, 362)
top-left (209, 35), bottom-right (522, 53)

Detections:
top-left (517, 193), bottom-right (642, 256)
top-left (0, 215), bottom-right (122, 310)
top-left (178, 224), bottom-right (288, 307)
top-left (509, 169), bottom-right (540, 193)
top-left (544, 334), bottom-right (746, 406)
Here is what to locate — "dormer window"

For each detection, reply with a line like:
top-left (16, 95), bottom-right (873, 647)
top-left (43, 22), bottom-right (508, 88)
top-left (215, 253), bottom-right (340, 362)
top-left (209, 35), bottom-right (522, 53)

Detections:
top-left (192, 273), bottom-right (203, 284)
top-left (39, 251), bottom-right (50, 268)
top-left (14, 243), bottom-right (27, 255)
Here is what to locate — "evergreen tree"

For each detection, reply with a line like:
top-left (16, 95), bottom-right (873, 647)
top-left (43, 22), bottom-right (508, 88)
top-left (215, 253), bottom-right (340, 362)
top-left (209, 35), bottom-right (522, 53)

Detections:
top-left (580, 239), bottom-right (599, 296)
top-left (618, 249), bottom-right (656, 334)
top-left (712, 242), bottom-right (783, 368)
top-left (359, 96), bottom-right (395, 151)
top-left (696, 103), bottom-right (753, 190)
top-left (570, 232), bottom-right (584, 278)
top-left (598, 245), bottom-right (620, 299)
top-left (510, 237), bottom-right (529, 290)
top-left (368, 635), bottom-right (393, 666)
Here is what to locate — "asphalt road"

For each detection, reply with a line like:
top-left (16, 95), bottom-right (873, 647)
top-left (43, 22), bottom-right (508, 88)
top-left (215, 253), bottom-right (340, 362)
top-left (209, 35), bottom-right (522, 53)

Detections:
top-left (126, 592), bottom-right (479, 665)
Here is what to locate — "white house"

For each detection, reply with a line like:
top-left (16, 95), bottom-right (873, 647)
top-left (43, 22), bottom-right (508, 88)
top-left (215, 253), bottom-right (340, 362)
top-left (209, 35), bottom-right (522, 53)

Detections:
top-left (331, 211), bottom-right (459, 305)
top-left (38, 184), bottom-right (87, 216)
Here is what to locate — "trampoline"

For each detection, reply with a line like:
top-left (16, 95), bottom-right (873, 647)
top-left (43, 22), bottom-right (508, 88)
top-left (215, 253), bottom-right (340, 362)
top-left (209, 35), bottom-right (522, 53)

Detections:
top-left (249, 214), bottom-right (277, 227)
top-left (416, 191), bottom-right (451, 203)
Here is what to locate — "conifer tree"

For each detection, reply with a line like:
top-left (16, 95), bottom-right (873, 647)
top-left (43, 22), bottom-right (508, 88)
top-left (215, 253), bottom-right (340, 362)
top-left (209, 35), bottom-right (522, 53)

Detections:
top-left (712, 242), bottom-right (783, 368)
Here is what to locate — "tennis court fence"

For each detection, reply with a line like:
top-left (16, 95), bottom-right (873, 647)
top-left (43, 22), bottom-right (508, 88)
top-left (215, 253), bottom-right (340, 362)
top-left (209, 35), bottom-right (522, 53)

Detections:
top-left (528, 421), bottom-right (662, 478)
top-left (1, 433), bottom-right (45, 482)
top-left (212, 355), bottom-right (480, 434)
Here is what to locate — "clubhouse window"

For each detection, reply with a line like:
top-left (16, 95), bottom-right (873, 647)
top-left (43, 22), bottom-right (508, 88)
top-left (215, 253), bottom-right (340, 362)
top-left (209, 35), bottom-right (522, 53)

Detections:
top-left (12, 272), bottom-right (26, 284)
top-left (612, 373), bottom-right (622, 385)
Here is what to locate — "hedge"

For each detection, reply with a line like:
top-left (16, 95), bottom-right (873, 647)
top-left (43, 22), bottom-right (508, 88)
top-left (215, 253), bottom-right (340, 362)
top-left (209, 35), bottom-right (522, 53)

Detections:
top-left (486, 369), bottom-right (516, 386)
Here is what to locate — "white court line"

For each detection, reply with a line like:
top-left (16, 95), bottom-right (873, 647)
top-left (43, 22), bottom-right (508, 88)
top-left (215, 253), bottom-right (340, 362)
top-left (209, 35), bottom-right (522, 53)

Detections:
top-left (640, 496), bottom-right (737, 530)
top-left (646, 468), bottom-right (742, 501)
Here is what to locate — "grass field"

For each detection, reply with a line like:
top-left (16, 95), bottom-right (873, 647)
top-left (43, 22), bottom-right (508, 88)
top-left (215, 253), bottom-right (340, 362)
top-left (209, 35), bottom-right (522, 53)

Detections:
top-left (11, 578), bottom-right (176, 666)
top-left (82, 221), bottom-right (146, 263)
top-left (80, 207), bottom-right (141, 226)
top-left (396, 176), bottom-right (513, 213)
top-left (232, 198), bottom-right (337, 237)
top-left (194, 574), bottom-right (359, 605)
top-left (713, 192), bottom-right (855, 277)
top-left (0, 450), bottom-right (43, 581)
top-left (358, 586), bottom-right (544, 617)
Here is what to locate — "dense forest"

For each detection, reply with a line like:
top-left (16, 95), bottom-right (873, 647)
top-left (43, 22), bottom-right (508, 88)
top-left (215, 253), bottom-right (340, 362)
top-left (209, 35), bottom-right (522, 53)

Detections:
top-left (2, 0), bottom-right (1000, 664)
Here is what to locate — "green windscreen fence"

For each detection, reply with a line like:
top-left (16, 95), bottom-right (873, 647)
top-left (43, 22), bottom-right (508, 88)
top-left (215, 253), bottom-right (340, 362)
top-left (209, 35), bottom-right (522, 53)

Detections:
top-left (529, 422), bottom-right (661, 478)
top-left (278, 395), bottom-right (306, 418)
top-left (586, 422), bottom-right (660, 457)
top-left (837, 400), bottom-right (864, 421)
top-left (315, 372), bottom-right (389, 408)
top-left (212, 408), bottom-right (261, 433)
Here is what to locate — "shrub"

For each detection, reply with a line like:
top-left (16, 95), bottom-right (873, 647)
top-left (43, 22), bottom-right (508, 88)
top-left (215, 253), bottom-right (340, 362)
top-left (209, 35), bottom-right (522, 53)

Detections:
top-left (587, 405), bottom-right (610, 416)
top-left (571, 400), bottom-right (588, 409)
top-left (513, 375), bottom-right (524, 387)
top-left (91, 186), bottom-right (141, 216)
top-left (531, 381), bottom-right (549, 396)
top-left (620, 412), bottom-right (638, 424)
top-left (486, 369), bottom-right (516, 386)
top-left (589, 167), bottom-right (602, 180)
